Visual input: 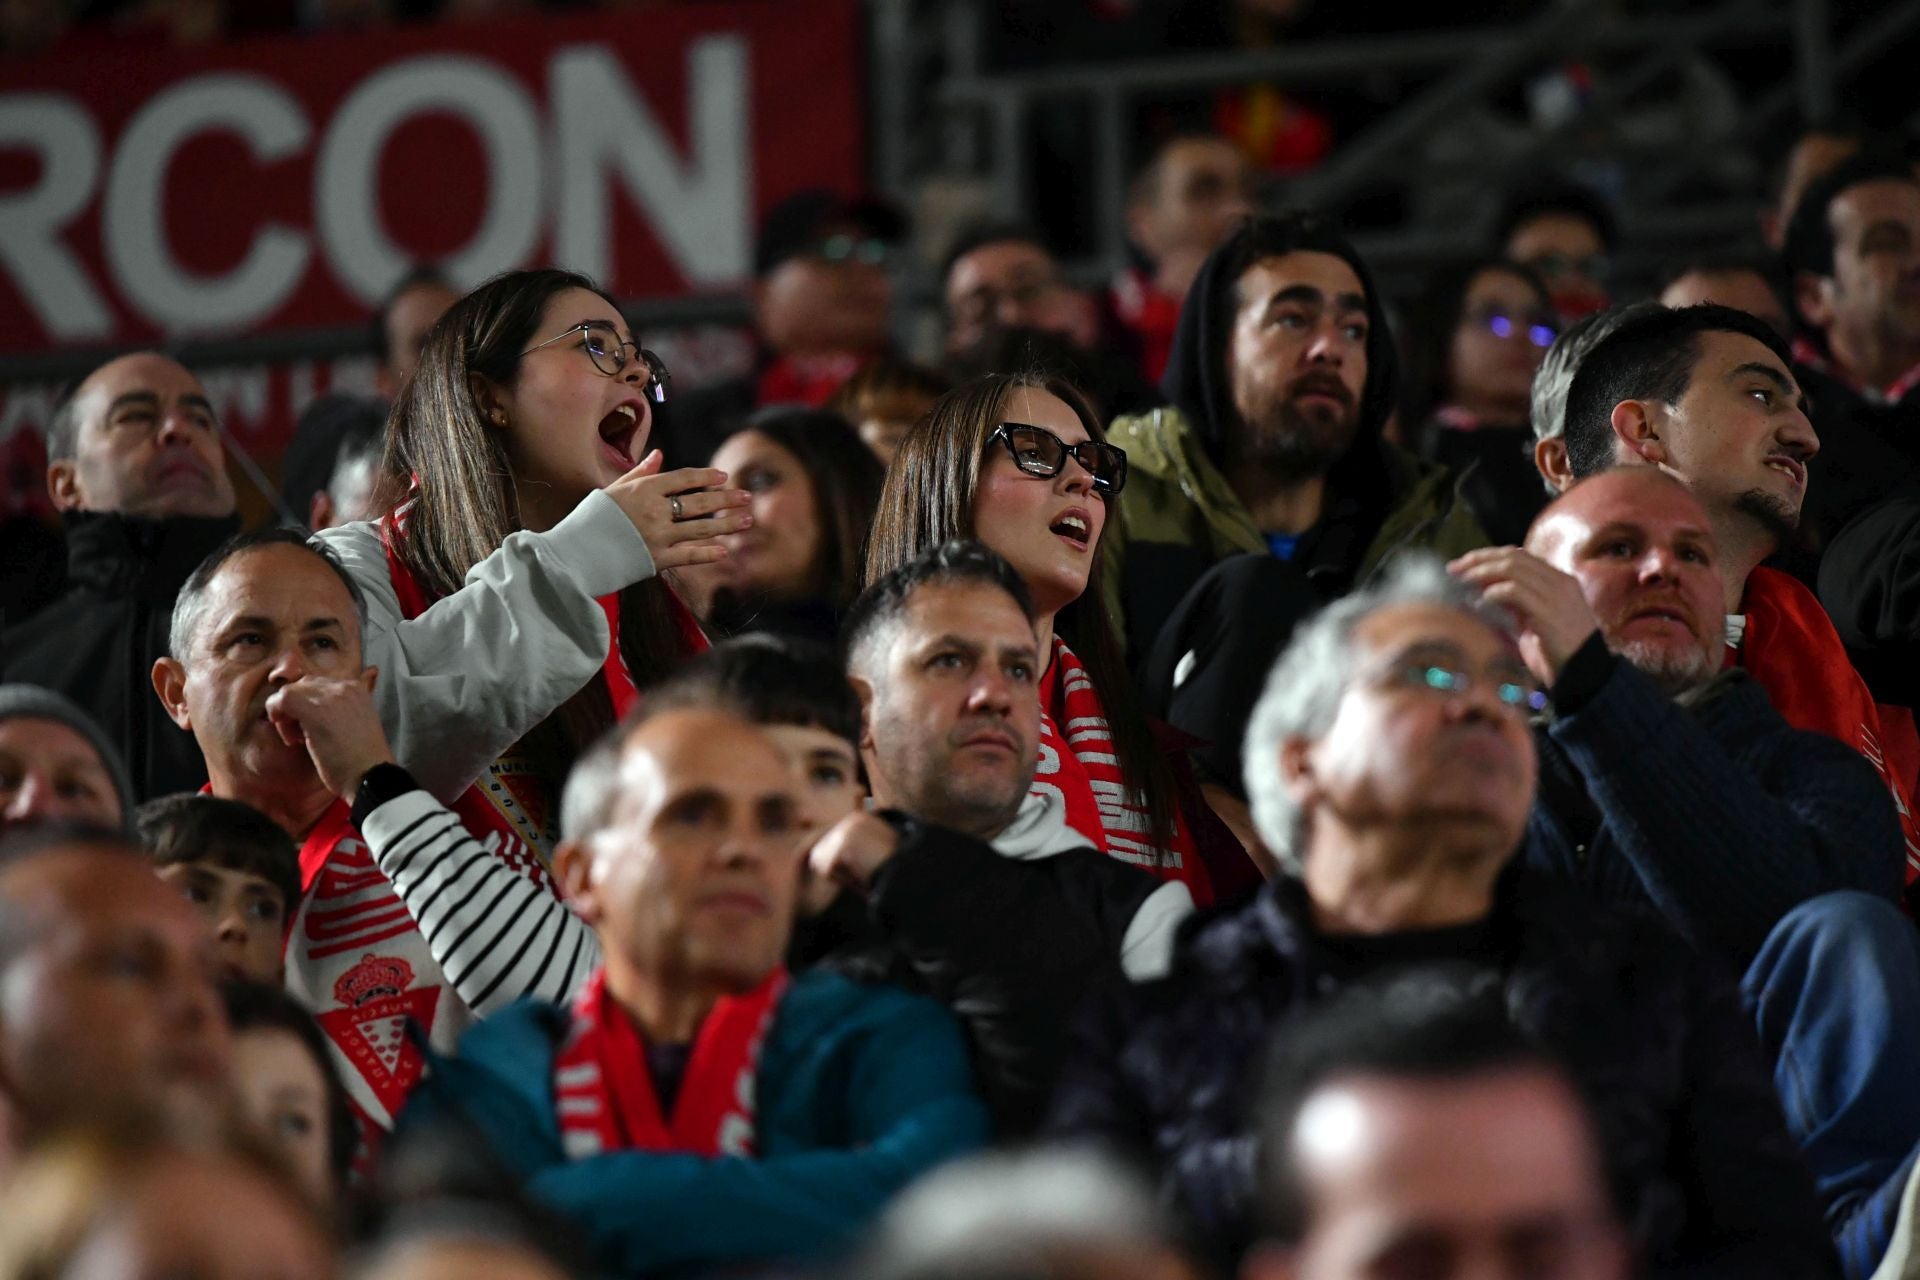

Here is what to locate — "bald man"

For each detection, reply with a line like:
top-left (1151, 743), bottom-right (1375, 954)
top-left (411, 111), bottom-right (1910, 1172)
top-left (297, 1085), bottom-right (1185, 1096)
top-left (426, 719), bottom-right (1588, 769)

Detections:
top-left (1450, 468), bottom-right (1902, 961)
top-left (403, 708), bottom-right (984, 1277)
top-left (0, 827), bottom-right (231, 1150)
top-left (4, 353), bottom-right (240, 799)
top-left (1454, 468), bottom-right (1920, 1279)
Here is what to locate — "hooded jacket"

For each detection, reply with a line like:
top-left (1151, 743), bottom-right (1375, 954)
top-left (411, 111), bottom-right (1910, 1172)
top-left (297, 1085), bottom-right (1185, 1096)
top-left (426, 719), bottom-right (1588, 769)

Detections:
top-left (1102, 214), bottom-right (1486, 661)
top-left (2, 510), bottom-right (239, 800)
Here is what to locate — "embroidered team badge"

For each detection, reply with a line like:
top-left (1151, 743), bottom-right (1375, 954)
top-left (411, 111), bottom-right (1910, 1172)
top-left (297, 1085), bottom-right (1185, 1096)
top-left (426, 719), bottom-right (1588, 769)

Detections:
top-left (319, 953), bottom-right (440, 1120)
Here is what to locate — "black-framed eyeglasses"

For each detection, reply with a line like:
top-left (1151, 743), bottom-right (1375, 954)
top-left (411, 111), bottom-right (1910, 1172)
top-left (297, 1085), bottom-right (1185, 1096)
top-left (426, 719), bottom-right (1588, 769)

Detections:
top-left (521, 322), bottom-right (672, 405)
top-left (987, 422), bottom-right (1128, 497)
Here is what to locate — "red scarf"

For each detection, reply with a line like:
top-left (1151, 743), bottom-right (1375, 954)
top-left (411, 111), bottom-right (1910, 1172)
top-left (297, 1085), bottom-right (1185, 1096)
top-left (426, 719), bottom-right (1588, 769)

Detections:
top-left (1035, 638), bottom-right (1213, 905)
top-left (1110, 269), bottom-right (1181, 386)
top-left (553, 967), bottom-right (786, 1160)
top-left (755, 352), bottom-right (868, 408)
top-left (1735, 567), bottom-right (1920, 886)
top-left (378, 501), bottom-right (708, 861)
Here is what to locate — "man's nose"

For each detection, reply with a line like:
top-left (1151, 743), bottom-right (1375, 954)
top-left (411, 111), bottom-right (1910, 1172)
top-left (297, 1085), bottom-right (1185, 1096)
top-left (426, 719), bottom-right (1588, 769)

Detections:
top-left (1780, 406), bottom-right (1819, 460)
top-left (3, 773), bottom-right (51, 824)
top-left (267, 644), bottom-right (308, 684)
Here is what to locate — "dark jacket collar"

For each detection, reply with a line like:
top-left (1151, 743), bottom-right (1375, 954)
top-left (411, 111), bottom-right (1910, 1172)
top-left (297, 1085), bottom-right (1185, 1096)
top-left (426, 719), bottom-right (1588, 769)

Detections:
top-left (61, 509), bottom-right (242, 600)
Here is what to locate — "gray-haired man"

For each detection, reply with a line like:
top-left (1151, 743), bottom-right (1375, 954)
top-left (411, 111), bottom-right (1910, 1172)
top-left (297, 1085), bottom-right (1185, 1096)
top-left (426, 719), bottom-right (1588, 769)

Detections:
top-left (1046, 555), bottom-right (1835, 1279)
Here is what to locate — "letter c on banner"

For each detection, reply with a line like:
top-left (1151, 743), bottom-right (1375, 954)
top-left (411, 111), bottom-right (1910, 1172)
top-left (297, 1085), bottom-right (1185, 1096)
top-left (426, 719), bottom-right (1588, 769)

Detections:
top-left (315, 55), bottom-right (543, 303)
top-left (103, 74), bottom-right (312, 334)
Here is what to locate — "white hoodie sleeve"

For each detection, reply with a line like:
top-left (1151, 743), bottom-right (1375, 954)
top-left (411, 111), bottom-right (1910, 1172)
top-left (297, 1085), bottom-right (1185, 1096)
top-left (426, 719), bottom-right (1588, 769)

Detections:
top-left (319, 490), bottom-right (655, 803)
top-left (1118, 881), bottom-right (1194, 982)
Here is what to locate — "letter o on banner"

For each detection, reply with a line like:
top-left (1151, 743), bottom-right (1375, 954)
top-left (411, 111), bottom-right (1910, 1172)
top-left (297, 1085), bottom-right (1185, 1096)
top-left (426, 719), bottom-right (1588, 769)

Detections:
top-left (103, 74), bottom-right (312, 334)
top-left (316, 55), bottom-right (544, 304)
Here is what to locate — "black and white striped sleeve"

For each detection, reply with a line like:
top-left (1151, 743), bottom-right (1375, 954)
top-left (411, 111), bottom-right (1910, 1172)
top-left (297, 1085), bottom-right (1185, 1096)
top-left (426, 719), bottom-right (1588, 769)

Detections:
top-left (359, 790), bottom-right (600, 1013)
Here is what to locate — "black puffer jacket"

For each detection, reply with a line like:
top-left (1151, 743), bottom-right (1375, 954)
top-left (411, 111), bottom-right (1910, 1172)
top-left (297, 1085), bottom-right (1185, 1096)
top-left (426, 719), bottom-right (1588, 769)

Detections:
top-left (1047, 867), bottom-right (1836, 1279)
top-left (2, 510), bottom-right (238, 799)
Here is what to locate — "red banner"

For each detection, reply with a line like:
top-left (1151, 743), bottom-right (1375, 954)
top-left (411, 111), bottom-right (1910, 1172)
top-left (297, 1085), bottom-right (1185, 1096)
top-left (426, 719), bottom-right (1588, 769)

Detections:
top-left (0, 0), bottom-right (863, 355)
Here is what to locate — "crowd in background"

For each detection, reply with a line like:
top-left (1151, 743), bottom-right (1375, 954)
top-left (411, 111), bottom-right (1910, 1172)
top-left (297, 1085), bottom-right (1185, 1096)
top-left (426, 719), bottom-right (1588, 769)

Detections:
top-left (5, 3), bottom-right (1920, 1277)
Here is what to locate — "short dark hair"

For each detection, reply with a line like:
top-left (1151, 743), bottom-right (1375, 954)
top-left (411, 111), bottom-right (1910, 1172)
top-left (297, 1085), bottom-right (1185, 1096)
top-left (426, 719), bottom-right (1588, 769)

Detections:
top-left (842, 539), bottom-right (1035, 677)
top-left (642, 634), bottom-right (860, 749)
top-left (1561, 304), bottom-right (1796, 479)
top-left (1255, 977), bottom-right (1570, 1243)
top-left (222, 981), bottom-right (358, 1190)
top-left (1781, 143), bottom-right (1919, 282)
top-left (1493, 179), bottom-right (1619, 254)
top-left (372, 264), bottom-right (454, 366)
top-left (135, 794), bottom-right (302, 919)
top-left (170, 528), bottom-right (367, 661)
top-left (940, 221), bottom-right (1056, 290)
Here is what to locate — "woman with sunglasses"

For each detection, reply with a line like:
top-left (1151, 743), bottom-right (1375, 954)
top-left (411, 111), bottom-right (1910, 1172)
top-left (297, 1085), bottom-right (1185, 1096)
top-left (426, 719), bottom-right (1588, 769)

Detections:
top-left (865, 372), bottom-right (1257, 907)
top-left (318, 268), bottom-right (749, 865)
top-left (1402, 258), bottom-right (1559, 546)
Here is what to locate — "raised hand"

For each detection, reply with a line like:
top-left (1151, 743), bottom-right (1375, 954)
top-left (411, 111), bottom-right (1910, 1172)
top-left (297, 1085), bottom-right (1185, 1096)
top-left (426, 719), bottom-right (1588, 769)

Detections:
top-left (1449, 547), bottom-right (1600, 687)
top-left (264, 668), bottom-right (398, 801)
top-left (605, 451), bottom-right (752, 571)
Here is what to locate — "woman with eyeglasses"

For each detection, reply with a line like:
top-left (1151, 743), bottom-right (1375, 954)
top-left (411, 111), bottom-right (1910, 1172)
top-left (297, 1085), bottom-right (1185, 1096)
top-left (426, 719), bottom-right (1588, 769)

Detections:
top-left (672, 406), bottom-right (885, 645)
top-left (1402, 258), bottom-right (1560, 547)
top-left (865, 372), bottom-right (1258, 907)
top-left (317, 267), bottom-right (749, 866)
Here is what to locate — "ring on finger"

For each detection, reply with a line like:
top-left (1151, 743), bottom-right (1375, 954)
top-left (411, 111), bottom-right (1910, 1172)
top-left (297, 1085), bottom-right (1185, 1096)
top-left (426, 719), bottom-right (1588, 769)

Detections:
top-left (669, 493), bottom-right (686, 522)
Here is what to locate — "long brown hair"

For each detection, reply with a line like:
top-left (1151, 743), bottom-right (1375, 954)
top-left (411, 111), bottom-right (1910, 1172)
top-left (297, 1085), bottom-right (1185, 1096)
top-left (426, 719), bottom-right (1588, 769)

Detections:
top-left (380, 267), bottom-right (695, 782)
top-left (864, 371), bottom-right (1177, 861)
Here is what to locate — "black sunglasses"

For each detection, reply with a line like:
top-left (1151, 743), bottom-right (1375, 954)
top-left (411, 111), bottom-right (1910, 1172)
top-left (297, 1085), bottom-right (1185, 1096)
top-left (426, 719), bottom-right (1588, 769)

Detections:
top-left (987, 422), bottom-right (1128, 496)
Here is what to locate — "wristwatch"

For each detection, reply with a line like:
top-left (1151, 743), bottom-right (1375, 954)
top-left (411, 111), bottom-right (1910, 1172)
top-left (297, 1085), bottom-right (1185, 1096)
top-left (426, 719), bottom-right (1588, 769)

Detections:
top-left (350, 762), bottom-right (420, 828)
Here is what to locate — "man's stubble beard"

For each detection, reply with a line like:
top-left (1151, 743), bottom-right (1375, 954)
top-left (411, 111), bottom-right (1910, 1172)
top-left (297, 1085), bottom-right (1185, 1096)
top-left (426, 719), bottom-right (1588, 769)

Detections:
top-left (1732, 487), bottom-right (1801, 553)
top-left (1615, 638), bottom-right (1720, 697)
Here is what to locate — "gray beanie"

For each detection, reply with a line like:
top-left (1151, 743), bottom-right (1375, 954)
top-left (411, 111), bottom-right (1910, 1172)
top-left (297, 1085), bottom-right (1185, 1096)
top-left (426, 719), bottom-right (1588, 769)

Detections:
top-left (0, 684), bottom-right (137, 831)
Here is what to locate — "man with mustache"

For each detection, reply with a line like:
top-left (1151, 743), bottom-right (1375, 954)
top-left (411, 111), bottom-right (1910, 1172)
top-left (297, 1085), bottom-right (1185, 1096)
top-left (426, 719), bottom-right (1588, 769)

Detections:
top-left (1047, 555), bottom-right (1834, 1278)
top-left (1106, 211), bottom-right (1485, 848)
top-left (802, 540), bottom-right (1193, 1135)
top-left (400, 706), bottom-right (985, 1277)
top-left (1557, 303), bottom-right (1920, 895)
top-left (3, 353), bottom-right (239, 799)
top-left (1457, 469), bottom-right (1920, 1280)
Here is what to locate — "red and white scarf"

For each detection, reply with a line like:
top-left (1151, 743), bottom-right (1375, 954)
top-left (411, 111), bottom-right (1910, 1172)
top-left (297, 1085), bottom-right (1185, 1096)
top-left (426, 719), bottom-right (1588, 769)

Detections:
top-left (1034, 637), bottom-right (1214, 905)
top-left (378, 499), bottom-right (706, 867)
top-left (1791, 336), bottom-right (1920, 406)
top-left (1734, 567), bottom-right (1920, 888)
top-left (553, 967), bottom-right (787, 1160)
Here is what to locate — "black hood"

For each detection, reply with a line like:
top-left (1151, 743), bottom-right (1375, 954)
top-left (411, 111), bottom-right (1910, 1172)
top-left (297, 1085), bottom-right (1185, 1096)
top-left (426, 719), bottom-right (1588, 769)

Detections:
top-left (1159, 211), bottom-right (1401, 505)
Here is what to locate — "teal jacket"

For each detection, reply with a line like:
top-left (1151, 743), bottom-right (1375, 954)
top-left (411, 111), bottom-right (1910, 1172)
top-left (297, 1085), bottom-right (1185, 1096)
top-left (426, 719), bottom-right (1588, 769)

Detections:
top-left (400, 969), bottom-right (988, 1277)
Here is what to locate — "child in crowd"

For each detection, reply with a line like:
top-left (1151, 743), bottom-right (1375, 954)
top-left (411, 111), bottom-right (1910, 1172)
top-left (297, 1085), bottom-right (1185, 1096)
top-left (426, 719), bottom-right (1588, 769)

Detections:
top-left (224, 982), bottom-right (358, 1215)
top-left (135, 793), bottom-right (301, 985)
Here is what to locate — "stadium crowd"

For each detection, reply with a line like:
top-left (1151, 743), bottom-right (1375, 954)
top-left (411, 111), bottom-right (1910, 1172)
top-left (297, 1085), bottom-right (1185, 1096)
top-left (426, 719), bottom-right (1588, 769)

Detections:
top-left (6, 16), bottom-right (1920, 1278)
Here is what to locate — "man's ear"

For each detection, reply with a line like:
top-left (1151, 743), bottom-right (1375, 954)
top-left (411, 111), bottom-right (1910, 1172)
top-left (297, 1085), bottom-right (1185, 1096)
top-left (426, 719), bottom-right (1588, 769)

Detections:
top-left (46, 459), bottom-right (81, 512)
top-left (553, 839), bottom-right (600, 924)
top-left (152, 657), bottom-right (192, 732)
top-left (1533, 437), bottom-right (1574, 494)
top-left (1278, 735), bottom-right (1319, 811)
top-left (1609, 400), bottom-right (1667, 466)
top-left (1794, 270), bottom-right (1835, 334)
top-left (308, 490), bottom-right (335, 532)
top-left (849, 673), bottom-right (876, 755)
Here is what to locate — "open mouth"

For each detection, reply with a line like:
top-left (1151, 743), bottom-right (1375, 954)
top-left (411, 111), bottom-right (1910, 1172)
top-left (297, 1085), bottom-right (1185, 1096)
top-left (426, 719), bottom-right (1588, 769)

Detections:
top-left (1627, 604), bottom-right (1693, 631)
top-left (1764, 455), bottom-right (1806, 488)
top-left (1049, 511), bottom-right (1092, 548)
top-left (598, 404), bottom-right (642, 470)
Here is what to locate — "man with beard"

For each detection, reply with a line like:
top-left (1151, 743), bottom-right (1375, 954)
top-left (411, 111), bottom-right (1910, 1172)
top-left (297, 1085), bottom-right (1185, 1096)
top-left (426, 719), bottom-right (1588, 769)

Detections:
top-left (3, 353), bottom-right (239, 798)
top-left (1558, 303), bottom-right (1920, 895)
top-left (1106, 211), bottom-right (1484, 843)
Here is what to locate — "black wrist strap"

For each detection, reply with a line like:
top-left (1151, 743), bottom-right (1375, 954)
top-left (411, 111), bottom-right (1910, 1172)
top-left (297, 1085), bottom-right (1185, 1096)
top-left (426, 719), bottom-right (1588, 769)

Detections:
top-left (351, 762), bottom-right (420, 829)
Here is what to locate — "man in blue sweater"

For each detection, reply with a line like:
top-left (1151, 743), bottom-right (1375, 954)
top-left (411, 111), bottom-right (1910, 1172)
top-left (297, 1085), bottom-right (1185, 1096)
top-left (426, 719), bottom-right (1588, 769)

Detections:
top-left (401, 705), bottom-right (986, 1277)
top-left (1452, 467), bottom-right (1920, 1279)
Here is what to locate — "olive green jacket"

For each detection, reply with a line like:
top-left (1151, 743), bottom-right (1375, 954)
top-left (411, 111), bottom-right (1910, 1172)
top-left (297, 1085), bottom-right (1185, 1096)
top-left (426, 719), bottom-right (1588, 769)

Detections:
top-left (1102, 405), bottom-right (1490, 643)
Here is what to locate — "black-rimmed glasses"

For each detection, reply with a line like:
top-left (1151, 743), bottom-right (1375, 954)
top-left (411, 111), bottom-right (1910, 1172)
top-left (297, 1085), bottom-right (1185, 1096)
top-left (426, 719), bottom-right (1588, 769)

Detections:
top-left (987, 422), bottom-right (1128, 496)
top-left (522, 322), bottom-right (672, 405)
